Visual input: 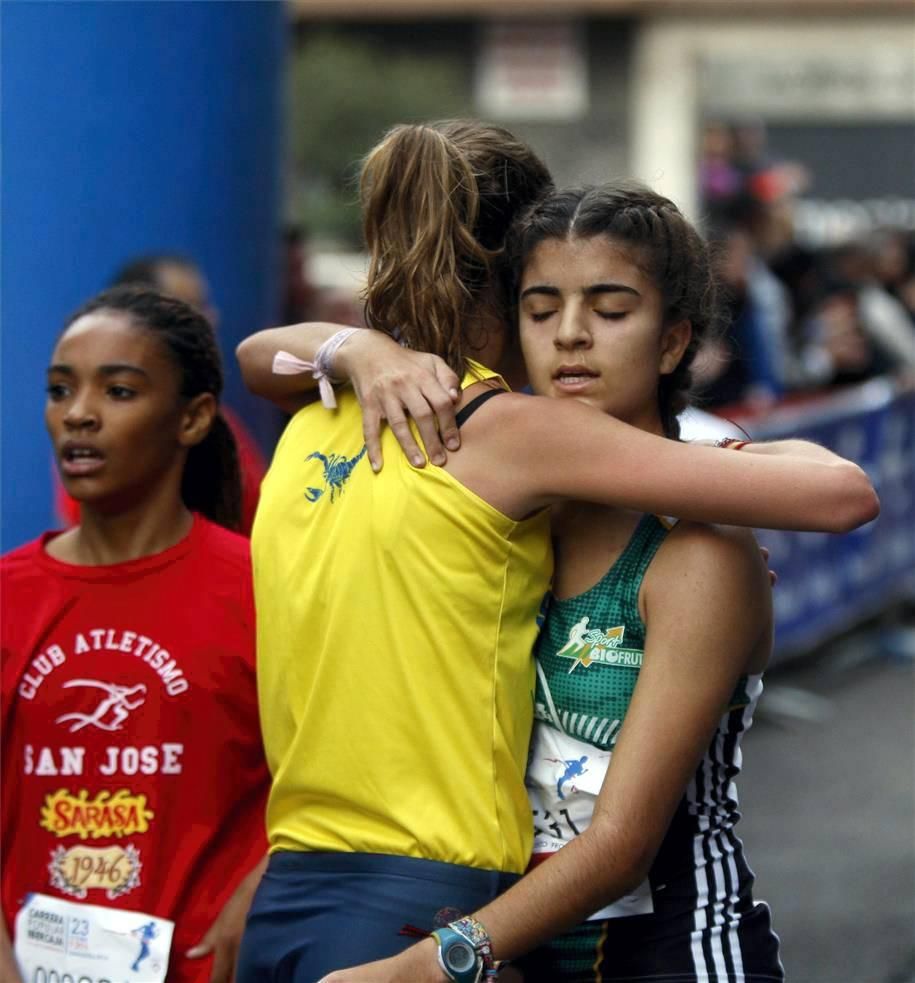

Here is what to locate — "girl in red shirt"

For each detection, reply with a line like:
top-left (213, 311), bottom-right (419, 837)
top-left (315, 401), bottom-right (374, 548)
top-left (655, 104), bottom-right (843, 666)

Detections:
top-left (1, 287), bottom-right (269, 983)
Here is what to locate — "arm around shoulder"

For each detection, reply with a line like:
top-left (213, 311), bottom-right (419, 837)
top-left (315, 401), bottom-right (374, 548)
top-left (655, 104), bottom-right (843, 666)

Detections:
top-left (236, 324), bottom-right (462, 469)
top-left (497, 397), bottom-right (879, 533)
top-left (739, 439), bottom-right (879, 532)
top-left (235, 322), bottom-right (354, 414)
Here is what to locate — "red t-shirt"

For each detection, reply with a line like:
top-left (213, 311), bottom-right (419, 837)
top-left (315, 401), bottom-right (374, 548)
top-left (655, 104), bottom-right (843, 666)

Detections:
top-left (1, 515), bottom-right (269, 983)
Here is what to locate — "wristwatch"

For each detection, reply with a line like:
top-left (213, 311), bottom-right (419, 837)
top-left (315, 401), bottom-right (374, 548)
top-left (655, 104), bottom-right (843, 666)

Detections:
top-left (431, 926), bottom-right (483, 983)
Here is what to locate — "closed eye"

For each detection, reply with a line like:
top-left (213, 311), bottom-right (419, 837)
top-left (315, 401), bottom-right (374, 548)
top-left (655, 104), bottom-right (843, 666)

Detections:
top-left (529, 310), bottom-right (557, 323)
top-left (596, 311), bottom-right (628, 321)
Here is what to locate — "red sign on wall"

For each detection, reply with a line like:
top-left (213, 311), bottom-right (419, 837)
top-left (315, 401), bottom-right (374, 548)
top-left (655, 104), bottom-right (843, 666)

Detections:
top-left (476, 20), bottom-right (589, 121)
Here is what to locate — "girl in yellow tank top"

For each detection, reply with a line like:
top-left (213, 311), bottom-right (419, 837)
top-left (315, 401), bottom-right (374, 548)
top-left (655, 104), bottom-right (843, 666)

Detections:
top-left (254, 359), bottom-right (551, 876)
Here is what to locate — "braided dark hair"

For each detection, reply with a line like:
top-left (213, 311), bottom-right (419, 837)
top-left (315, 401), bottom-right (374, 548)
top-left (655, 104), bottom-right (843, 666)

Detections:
top-left (65, 286), bottom-right (243, 530)
top-left (509, 183), bottom-right (725, 439)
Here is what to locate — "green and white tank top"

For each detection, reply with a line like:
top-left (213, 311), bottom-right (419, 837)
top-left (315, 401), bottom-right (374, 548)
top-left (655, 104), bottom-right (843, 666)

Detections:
top-left (527, 514), bottom-right (757, 923)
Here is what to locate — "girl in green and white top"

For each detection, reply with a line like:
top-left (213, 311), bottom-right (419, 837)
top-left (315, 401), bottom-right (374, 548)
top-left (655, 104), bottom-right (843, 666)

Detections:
top-left (510, 185), bottom-right (782, 981)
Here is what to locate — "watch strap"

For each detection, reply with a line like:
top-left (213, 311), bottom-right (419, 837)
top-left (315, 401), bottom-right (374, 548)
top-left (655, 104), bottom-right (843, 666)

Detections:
top-left (449, 917), bottom-right (496, 976)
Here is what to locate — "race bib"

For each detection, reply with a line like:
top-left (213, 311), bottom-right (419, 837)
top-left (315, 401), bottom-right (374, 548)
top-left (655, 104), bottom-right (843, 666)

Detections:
top-left (14, 893), bottom-right (173, 983)
top-left (527, 723), bottom-right (654, 920)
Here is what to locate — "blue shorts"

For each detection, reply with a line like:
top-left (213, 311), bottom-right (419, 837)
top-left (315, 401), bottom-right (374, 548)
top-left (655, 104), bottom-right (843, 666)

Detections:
top-left (236, 851), bottom-right (519, 983)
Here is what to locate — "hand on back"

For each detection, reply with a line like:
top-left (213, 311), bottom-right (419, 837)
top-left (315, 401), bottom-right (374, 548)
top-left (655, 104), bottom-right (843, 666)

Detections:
top-left (336, 331), bottom-right (462, 472)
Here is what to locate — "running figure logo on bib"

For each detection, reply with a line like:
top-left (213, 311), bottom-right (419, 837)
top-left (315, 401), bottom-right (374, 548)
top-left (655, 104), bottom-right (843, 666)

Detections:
top-left (527, 725), bottom-right (653, 921)
top-left (130, 920), bottom-right (158, 972)
top-left (556, 619), bottom-right (642, 672)
top-left (550, 755), bottom-right (589, 800)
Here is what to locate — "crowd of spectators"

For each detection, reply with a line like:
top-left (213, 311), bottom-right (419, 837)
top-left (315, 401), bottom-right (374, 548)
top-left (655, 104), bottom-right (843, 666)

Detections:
top-left (695, 119), bottom-right (915, 411)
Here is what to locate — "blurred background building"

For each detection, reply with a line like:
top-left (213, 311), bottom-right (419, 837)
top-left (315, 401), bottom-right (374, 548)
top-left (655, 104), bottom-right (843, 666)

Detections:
top-left (285, 0), bottom-right (914, 245)
top-left (2, 2), bottom-right (913, 977)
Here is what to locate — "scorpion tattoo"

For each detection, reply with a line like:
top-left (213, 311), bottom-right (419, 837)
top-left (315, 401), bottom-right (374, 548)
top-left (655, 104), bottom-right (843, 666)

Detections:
top-left (304, 445), bottom-right (368, 503)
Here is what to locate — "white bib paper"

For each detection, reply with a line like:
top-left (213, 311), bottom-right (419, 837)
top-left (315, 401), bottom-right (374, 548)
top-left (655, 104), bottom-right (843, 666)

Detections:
top-left (14, 893), bottom-right (174, 983)
top-left (527, 722), bottom-right (654, 920)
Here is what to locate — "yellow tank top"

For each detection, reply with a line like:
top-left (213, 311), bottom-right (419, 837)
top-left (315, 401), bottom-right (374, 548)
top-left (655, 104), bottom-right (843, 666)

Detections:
top-left (252, 362), bottom-right (552, 874)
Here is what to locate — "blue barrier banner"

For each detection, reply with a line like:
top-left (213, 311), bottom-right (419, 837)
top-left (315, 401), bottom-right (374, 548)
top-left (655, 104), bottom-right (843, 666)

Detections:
top-left (748, 380), bottom-right (915, 662)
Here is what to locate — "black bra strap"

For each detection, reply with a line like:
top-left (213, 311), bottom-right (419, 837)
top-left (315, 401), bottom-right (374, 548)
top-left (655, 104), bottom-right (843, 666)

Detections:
top-left (455, 387), bottom-right (507, 429)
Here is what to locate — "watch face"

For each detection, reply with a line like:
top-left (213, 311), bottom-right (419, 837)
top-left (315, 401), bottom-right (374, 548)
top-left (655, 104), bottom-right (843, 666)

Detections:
top-left (444, 939), bottom-right (477, 973)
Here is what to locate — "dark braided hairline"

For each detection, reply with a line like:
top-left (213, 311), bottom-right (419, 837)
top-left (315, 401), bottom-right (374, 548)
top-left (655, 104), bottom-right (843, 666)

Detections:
top-left (512, 184), bottom-right (724, 438)
top-left (62, 285), bottom-right (242, 529)
top-left (67, 287), bottom-right (224, 402)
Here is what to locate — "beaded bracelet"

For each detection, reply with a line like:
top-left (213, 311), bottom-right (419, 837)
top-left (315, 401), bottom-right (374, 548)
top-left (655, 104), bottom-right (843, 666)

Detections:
top-left (316, 327), bottom-right (361, 381)
top-left (449, 916), bottom-right (497, 977)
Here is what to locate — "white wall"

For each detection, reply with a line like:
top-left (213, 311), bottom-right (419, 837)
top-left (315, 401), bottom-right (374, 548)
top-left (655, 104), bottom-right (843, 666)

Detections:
top-left (629, 15), bottom-right (915, 222)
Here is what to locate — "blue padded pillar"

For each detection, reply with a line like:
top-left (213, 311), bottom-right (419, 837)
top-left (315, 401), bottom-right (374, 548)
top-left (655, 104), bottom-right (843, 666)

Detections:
top-left (1, 1), bottom-right (285, 549)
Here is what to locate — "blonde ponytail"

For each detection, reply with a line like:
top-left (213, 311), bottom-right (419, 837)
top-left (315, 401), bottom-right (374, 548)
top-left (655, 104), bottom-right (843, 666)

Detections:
top-left (361, 124), bottom-right (493, 374)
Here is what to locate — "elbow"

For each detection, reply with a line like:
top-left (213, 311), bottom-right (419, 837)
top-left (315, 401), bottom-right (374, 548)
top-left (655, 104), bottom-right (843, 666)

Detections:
top-left (587, 817), bottom-right (654, 899)
top-left (235, 336), bottom-right (260, 393)
top-left (617, 850), bottom-right (653, 895)
top-left (831, 463), bottom-right (880, 533)
top-left (235, 335), bottom-right (253, 371)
